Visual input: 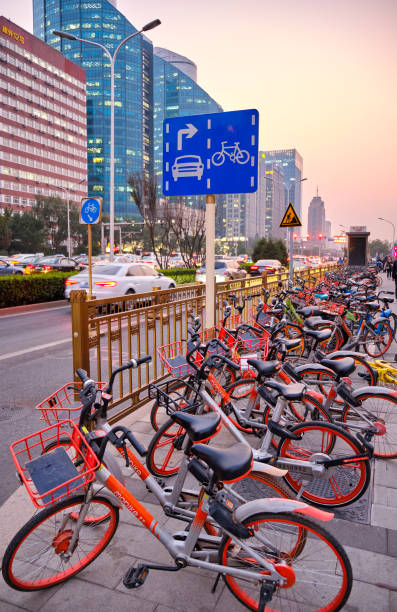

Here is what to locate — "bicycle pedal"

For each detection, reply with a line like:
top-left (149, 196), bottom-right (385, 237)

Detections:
top-left (123, 564), bottom-right (149, 589)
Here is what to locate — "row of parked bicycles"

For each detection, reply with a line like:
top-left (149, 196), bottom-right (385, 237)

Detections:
top-left (2, 265), bottom-right (396, 611)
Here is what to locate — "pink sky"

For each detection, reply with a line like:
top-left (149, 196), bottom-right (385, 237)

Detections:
top-left (2, 0), bottom-right (396, 240)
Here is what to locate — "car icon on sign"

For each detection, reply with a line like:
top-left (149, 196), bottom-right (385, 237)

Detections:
top-left (172, 155), bottom-right (204, 181)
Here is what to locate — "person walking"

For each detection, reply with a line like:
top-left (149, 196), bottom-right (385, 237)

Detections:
top-left (386, 256), bottom-right (393, 279)
top-left (392, 258), bottom-right (397, 297)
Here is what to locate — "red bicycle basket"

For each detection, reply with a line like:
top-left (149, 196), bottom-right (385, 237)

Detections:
top-left (158, 340), bottom-right (203, 377)
top-left (237, 328), bottom-right (270, 356)
top-left (10, 420), bottom-right (99, 508)
top-left (36, 382), bottom-right (107, 425)
top-left (317, 301), bottom-right (346, 315)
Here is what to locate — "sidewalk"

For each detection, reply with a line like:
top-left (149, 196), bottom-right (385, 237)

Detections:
top-left (1, 273), bottom-right (397, 611)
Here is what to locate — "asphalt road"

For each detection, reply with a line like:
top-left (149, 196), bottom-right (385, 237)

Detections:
top-left (0, 302), bottom-right (74, 505)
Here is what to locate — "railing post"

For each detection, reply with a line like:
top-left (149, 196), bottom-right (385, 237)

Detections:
top-left (261, 271), bottom-right (268, 291)
top-left (70, 289), bottom-right (90, 380)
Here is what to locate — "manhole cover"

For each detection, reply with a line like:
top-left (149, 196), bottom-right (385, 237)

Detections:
top-left (332, 486), bottom-right (371, 524)
top-left (0, 404), bottom-right (27, 421)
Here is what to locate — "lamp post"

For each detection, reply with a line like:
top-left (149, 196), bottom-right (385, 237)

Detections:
top-left (58, 177), bottom-right (86, 257)
top-left (54, 19), bottom-right (161, 262)
top-left (378, 217), bottom-right (395, 254)
top-left (286, 177), bottom-right (307, 280)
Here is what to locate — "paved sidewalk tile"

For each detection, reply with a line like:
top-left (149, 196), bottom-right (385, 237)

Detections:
top-left (372, 503), bottom-right (397, 530)
top-left (374, 460), bottom-right (397, 489)
top-left (345, 546), bottom-right (397, 588)
top-left (374, 485), bottom-right (397, 507)
top-left (0, 579), bottom-right (61, 612)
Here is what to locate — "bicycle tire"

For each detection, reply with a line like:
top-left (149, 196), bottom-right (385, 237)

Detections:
top-left (2, 495), bottom-right (118, 591)
top-left (219, 511), bottom-right (352, 612)
top-left (272, 323), bottom-right (305, 358)
top-left (150, 379), bottom-right (197, 432)
top-left (236, 149), bottom-right (250, 164)
top-left (363, 320), bottom-right (393, 357)
top-left (211, 151), bottom-right (225, 166)
top-left (146, 417), bottom-right (189, 477)
top-left (342, 390), bottom-right (397, 458)
top-left (278, 421), bottom-right (371, 507)
top-left (311, 321), bottom-right (344, 353)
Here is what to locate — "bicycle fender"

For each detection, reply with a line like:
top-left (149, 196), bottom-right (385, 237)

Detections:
top-left (252, 461), bottom-right (287, 477)
top-left (326, 350), bottom-right (366, 360)
top-left (294, 363), bottom-right (335, 377)
top-left (372, 316), bottom-right (389, 326)
top-left (352, 386), bottom-right (397, 401)
top-left (235, 498), bottom-right (334, 523)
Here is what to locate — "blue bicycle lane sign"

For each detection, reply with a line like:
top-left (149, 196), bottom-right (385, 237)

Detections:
top-left (162, 109), bottom-right (259, 196)
top-left (80, 197), bottom-right (102, 224)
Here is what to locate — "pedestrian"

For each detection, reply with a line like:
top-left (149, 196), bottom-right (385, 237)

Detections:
top-left (392, 258), bottom-right (397, 298)
top-left (386, 256), bottom-right (393, 279)
top-left (383, 255), bottom-right (388, 272)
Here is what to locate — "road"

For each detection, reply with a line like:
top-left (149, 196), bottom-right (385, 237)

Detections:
top-left (0, 302), bottom-right (74, 505)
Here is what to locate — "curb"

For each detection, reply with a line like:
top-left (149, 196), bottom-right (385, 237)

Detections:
top-left (0, 300), bottom-right (68, 316)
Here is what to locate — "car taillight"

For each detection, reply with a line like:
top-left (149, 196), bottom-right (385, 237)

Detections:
top-left (43, 265), bottom-right (52, 272)
top-left (251, 266), bottom-right (258, 271)
top-left (95, 281), bottom-right (117, 287)
top-left (65, 279), bottom-right (78, 286)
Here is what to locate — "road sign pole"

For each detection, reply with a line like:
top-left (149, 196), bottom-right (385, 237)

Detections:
top-left (205, 194), bottom-right (216, 328)
top-left (88, 224), bottom-right (93, 299)
top-left (289, 228), bottom-right (294, 281)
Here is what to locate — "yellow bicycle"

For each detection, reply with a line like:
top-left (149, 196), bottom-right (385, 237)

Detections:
top-left (367, 360), bottom-right (397, 388)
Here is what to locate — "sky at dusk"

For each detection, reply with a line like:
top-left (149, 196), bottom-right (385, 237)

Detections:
top-left (1, 0), bottom-right (396, 240)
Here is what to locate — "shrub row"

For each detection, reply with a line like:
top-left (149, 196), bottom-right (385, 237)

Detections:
top-left (0, 272), bottom-right (78, 308)
top-left (158, 268), bottom-right (197, 285)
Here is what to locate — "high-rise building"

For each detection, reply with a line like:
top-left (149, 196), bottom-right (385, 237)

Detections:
top-left (265, 163), bottom-right (285, 239)
top-left (325, 219), bottom-right (332, 238)
top-left (263, 149), bottom-right (303, 223)
top-left (33, 0), bottom-right (154, 218)
top-left (245, 154), bottom-right (266, 241)
top-left (308, 193), bottom-right (326, 237)
top-left (153, 47), bottom-right (222, 211)
top-left (0, 17), bottom-right (87, 213)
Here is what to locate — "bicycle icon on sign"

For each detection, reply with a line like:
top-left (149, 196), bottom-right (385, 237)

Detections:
top-left (211, 141), bottom-right (250, 166)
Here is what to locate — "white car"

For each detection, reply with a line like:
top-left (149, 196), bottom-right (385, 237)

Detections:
top-left (64, 263), bottom-right (176, 299)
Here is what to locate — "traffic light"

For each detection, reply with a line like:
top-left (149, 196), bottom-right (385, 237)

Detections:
top-left (393, 245), bottom-right (397, 258)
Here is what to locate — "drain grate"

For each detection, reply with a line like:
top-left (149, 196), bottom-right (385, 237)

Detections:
top-left (332, 486), bottom-right (371, 524)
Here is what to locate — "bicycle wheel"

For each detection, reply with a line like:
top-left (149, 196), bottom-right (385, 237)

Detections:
top-left (297, 366), bottom-right (339, 403)
top-left (342, 390), bottom-right (397, 458)
top-left (278, 421), bottom-right (371, 507)
top-left (2, 495), bottom-right (118, 591)
top-left (219, 511), bottom-right (352, 612)
top-left (42, 436), bottom-right (83, 467)
top-left (150, 380), bottom-right (198, 432)
top-left (211, 151), bottom-right (225, 166)
top-left (272, 323), bottom-right (305, 358)
top-left (363, 320), bottom-right (393, 357)
top-left (236, 149), bottom-right (250, 164)
top-left (146, 418), bottom-right (189, 477)
top-left (312, 322), bottom-right (344, 353)
top-left (386, 312), bottom-right (397, 339)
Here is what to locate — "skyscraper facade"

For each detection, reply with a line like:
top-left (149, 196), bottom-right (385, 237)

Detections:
top-left (245, 154), bottom-right (266, 241)
top-left (153, 47), bottom-right (222, 209)
top-left (0, 17), bottom-right (87, 213)
top-left (263, 149), bottom-right (303, 222)
top-left (33, 0), bottom-right (154, 218)
top-left (265, 163), bottom-right (285, 240)
top-left (308, 193), bottom-right (326, 237)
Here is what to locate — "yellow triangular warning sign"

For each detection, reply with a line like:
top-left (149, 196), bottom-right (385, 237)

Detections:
top-left (280, 203), bottom-right (302, 228)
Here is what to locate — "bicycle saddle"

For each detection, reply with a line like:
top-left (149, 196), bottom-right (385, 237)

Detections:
top-left (191, 443), bottom-right (252, 483)
top-left (383, 298), bottom-right (394, 304)
top-left (303, 328), bottom-right (332, 342)
top-left (297, 306), bottom-right (322, 317)
top-left (247, 359), bottom-right (280, 378)
top-left (261, 380), bottom-right (306, 401)
top-left (363, 301), bottom-right (379, 310)
top-left (171, 412), bottom-right (220, 442)
top-left (320, 357), bottom-right (356, 379)
top-left (305, 316), bottom-right (327, 328)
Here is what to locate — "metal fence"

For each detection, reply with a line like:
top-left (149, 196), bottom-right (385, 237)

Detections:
top-left (70, 264), bottom-right (338, 423)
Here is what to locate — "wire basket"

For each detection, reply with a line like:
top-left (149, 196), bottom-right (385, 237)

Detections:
top-left (148, 379), bottom-right (202, 415)
top-left (236, 326), bottom-right (270, 356)
top-left (10, 420), bottom-right (100, 508)
top-left (36, 382), bottom-right (107, 425)
top-left (316, 301), bottom-right (346, 315)
top-left (158, 340), bottom-right (204, 377)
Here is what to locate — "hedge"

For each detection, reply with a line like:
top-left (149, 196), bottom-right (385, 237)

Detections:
top-left (158, 268), bottom-right (197, 285)
top-left (0, 271), bottom-right (79, 308)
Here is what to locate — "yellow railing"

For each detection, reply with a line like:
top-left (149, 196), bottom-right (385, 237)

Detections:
top-left (70, 264), bottom-right (338, 422)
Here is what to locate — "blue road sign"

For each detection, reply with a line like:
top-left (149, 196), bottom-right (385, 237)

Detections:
top-left (163, 109), bottom-right (259, 196)
top-left (80, 197), bottom-right (102, 224)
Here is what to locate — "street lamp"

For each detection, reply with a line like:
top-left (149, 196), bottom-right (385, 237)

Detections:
top-left (378, 217), bottom-right (395, 252)
top-left (286, 177), bottom-right (307, 280)
top-left (54, 19), bottom-right (161, 262)
top-left (58, 177), bottom-right (86, 257)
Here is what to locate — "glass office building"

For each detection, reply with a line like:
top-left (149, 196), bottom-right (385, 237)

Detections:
top-left (263, 149), bottom-right (303, 224)
top-left (153, 48), bottom-right (222, 209)
top-left (33, 0), bottom-right (154, 218)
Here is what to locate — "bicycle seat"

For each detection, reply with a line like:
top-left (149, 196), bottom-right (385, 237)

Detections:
top-left (171, 412), bottom-right (220, 442)
top-left (363, 301), bottom-right (379, 310)
top-left (305, 316), bottom-right (326, 328)
top-left (260, 380), bottom-right (306, 401)
top-left (303, 328), bottom-right (332, 342)
top-left (297, 306), bottom-right (322, 317)
top-left (383, 298), bottom-right (394, 304)
top-left (320, 357), bottom-right (356, 379)
top-left (191, 442), bottom-right (253, 483)
top-left (247, 359), bottom-right (280, 378)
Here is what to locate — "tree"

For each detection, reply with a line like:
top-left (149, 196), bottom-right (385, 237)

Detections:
top-left (32, 196), bottom-right (68, 253)
top-left (161, 200), bottom-right (205, 267)
top-left (128, 172), bottom-right (174, 268)
top-left (368, 239), bottom-right (391, 258)
top-left (0, 209), bottom-right (13, 254)
top-left (251, 237), bottom-right (288, 265)
top-left (9, 212), bottom-right (45, 254)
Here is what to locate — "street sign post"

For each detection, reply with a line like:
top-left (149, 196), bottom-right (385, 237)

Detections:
top-left (80, 197), bottom-right (102, 299)
top-left (163, 109), bottom-right (259, 326)
top-left (280, 202), bottom-right (302, 281)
